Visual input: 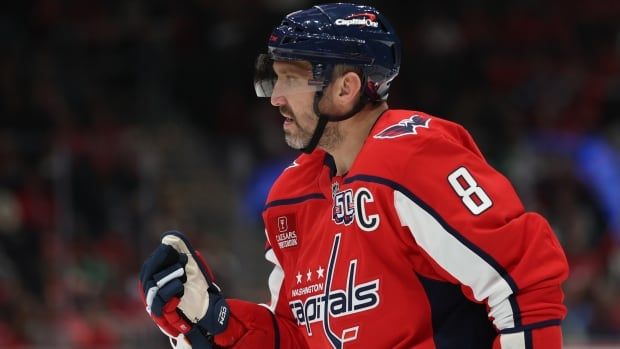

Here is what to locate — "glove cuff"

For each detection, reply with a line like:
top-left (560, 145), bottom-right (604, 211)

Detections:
top-left (197, 294), bottom-right (230, 335)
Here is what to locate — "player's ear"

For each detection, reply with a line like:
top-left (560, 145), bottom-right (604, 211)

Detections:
top-left (337, 71), bottom-right (362, 104)
top-left (321, 71), bottom-right (362, 114)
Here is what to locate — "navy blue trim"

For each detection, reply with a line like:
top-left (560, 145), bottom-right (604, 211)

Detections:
top-left (323, 234), bottom-right (343, 349)
top-left (264, 193), bottom-right (326, 210)
top-left (417, 273), bottom-right (496, 349)
top-left (323, 153), bottom-right (337, 178)
top-left (344, 174), bottom-right (522, 325)
top-left (524, 329), bottom-right (533, 349)
top-left (509, 296), bottom-right (521, 325)
top-left (267, 307), bottom-right (280, 349)
top-left (499, 319), bottom-right (562, 334)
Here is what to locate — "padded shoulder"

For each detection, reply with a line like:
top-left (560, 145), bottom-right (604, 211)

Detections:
top-left (351, 109), bottom-right (485, 181)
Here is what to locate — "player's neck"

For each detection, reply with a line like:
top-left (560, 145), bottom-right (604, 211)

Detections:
top-left (326, 103), bottom-right (388, 176)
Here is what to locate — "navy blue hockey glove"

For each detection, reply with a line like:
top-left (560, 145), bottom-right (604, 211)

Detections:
top-left (139, 231), bottom-right (230, 349)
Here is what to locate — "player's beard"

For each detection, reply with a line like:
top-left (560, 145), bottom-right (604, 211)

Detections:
top-left (281, 106), bottom-right (341, 151)
top-left (282, 106), bottom-right (313, 150)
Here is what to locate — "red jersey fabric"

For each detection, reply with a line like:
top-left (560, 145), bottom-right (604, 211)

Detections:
top-left (224, 110), bottom-right (568, 349)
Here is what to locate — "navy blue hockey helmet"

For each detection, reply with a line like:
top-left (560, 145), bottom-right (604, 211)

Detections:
top-left (254, 3), bottom-right (401, 102)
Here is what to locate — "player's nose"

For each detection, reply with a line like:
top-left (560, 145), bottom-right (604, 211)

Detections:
top-left (271, 93), bottom-right (286, 107)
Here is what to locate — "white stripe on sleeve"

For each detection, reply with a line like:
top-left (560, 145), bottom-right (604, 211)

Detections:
top-left (261, 229), bottom-right (285, 314)
top-left (500, 332), bottom-right (526, 349)
top-left (394, 190), bottom-right (516, 330)
top-left (262, 248), bottom-right (285, 313)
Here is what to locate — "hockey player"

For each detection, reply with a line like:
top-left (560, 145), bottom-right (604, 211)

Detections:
top-left (139, 3), bottom-right (569, 349)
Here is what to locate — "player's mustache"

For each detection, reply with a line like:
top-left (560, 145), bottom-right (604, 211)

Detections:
top-left (279, 106), bottom-right (295, 120)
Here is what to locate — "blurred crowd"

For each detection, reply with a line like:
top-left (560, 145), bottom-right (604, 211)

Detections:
top-left (0, 0), bottom-right (619, 347)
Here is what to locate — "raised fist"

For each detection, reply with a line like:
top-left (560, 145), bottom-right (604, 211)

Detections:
top-left (139, 231), bottom-right (230, 349)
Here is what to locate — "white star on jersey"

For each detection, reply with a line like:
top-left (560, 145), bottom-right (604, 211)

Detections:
top-left (317, 266), bottom-right (324, 278)
top-left (306, 269), bottom-right (312, 281)
top-left (296, 272), bottom-right (302, 284)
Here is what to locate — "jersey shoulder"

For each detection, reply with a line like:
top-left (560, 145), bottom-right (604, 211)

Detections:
top-left (369, 109), bottom-right (480, 151)
top-left (351, 109), bottom-right (487, 181)
top-left (357, 109), bottom-right (525, 218)
top-left (265, 150), bottom-right (327, 205)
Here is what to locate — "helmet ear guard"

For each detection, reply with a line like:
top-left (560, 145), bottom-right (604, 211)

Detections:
top-left (364, 64), bottom-right (399, 101)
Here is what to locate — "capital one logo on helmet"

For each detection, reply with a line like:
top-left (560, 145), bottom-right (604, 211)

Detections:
top-left (335, 13), bottom-right (379, 28)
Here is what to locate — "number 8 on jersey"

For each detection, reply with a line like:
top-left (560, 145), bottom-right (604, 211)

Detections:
top-left (447, 166), bottom-right (493, 215)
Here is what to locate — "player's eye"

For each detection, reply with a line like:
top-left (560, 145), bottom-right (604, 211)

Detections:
top-left (284, 75), bottom-right (301, 86)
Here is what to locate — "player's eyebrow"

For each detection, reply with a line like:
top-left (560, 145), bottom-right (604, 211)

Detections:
top-left (273, 61), bottom-right (312, 76)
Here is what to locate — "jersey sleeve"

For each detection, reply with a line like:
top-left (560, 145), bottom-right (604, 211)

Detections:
top-left (213, 239), bottom-right (308, 349)
top-left (393, 124), bottom-right (569, 348)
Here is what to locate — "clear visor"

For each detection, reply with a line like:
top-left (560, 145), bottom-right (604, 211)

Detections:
top-left (254, 54), bottom-right (326, 98)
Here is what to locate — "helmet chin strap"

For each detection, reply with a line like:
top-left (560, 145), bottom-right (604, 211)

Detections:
top-left (301, 73), bottom-right (370, 154)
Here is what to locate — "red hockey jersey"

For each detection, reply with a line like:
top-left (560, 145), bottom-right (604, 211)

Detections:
top-left (222, 110), bottom-right (568, 349)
